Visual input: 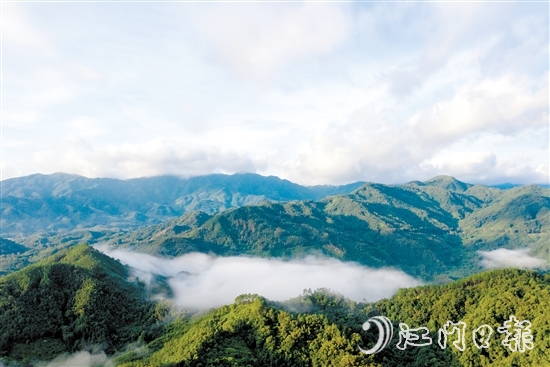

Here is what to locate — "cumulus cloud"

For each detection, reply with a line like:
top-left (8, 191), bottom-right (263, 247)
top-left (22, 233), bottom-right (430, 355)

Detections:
top-left (181, 3), bottom-right (351, 80)
top-left (413, 75), bottom-right (548, 143)
top-left (96, 246), bottom-right (422, 309)
top-left (31, 140), bottom-right (268, 179)
top-left (479, 248), bottom-right (547, 270)
top-left (284, 70), bottom-right (548, 185)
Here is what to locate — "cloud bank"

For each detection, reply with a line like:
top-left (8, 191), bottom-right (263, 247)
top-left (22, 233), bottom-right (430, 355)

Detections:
top-left (478, 248), bottom-right (547, 270)
top-left (96, 246), bottom-right (422, 309)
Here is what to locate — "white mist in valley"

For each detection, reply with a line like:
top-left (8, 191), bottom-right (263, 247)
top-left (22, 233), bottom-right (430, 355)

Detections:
top-left (96, 245), bottom-right (422, 309)
top-left (34, 351), bottom-right (113, 367)
top-left (478, 248), bottom-right (547, 270)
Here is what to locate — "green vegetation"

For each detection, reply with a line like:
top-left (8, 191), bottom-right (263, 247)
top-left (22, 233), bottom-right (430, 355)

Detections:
top-left (3, 175), bottom-right (547, 280)
top-left (459, 185), bottom-right (550, 259)
top-left (374, 269), bottom-right (550, 366)
top-left (1, 172), bottom-right (364, 236)
top-left (0, 244), bottom-right (548, 366)
top-left (117, 294), bottom-right (373, 367)
top-left (1, 174), bottom-right (548, 365)
top-left (0, 245), bottom-right (168, 364)
top-left (116, 269), bottom-right (549, 367)
top-left (102, 177), bottom-right (549, 281)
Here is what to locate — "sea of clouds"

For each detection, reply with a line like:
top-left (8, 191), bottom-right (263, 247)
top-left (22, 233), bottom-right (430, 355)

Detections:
top-left (95, 245), bottom-right (422, 309)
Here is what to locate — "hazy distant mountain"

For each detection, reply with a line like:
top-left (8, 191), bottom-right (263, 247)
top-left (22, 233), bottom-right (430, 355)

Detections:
top-left (100, 176), bottom-right (549, 281)
top-left (0, 238), bottom-right (26, 255)
top-left (0, 172), bottom-right (365, 236)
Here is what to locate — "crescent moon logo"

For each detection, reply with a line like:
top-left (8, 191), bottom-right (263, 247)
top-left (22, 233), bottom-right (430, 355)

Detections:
top-left (358, 316), bottom-right (394, 355)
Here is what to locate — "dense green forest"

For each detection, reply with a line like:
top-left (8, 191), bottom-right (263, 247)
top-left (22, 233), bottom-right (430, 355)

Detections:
top-left (0, 245), bottom-right (548, 366)
top-left (0, 245), bottom-right (169, 364)
top-left (118, 269), bottom-right (549, 367)
top-left (96, 176), bottom-right (549, 281)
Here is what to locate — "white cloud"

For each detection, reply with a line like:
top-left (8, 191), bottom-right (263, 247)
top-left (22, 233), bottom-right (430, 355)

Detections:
top-left (1, 2), bottom-right (548, 186)
top-left (36, 351), bottom-right (113, 367)
top-left (2, 3), bottom-right (54, 56)
top-left (413, 74), bottom-right (548, 143)
top-left (282, 68), bottom-right (548, 185)
top-left (181, 3), bottom-right (351, 80)
top-left (479, 248), bottom-right (548, 270)
top-left (31, 140), bottom-right (268, 179)
top-left (96, 246), bottom-right (422, 310)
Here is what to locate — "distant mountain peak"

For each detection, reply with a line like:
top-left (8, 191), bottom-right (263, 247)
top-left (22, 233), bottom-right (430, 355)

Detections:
top-left (423, 175), bottom-right (471, 192)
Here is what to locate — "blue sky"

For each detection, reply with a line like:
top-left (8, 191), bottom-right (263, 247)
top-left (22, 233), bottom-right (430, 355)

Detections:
top-left (2, 1), bottom-right (548, 185)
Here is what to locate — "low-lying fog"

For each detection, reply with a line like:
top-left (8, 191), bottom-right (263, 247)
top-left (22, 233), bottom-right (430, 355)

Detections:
top-left (478, 248), bottom-right (547, 270)
top-left (95, 245), bottom-right (422, 309)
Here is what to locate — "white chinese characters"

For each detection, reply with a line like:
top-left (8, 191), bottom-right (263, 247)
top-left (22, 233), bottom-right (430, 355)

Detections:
top-left (497, 315), bottom-right (535, 353)
top-left (358, 315), bottom-right (534, 354)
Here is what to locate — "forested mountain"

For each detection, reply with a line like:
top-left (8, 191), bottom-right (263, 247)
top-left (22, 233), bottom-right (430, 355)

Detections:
top-left (0, 245), bottom-right (168, 364)
top-left (459, 185), bottom-right (550, 258)
top-left (374, 268), bottom-right (550, 366)
top-left (2, 175), bottom-right (547, 280)
top-left (2, 246), bottom-right (546, 366)
top-left (115, 269), bottom-right (550, 367)
top-left (99, 176), bottom-right (549, 281)
top-left (0, 172), bottom-right (365, 236)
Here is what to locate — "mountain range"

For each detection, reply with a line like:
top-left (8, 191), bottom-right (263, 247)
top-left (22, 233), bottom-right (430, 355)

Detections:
top-left (1, 173), bottom-right (548, 280)
top-left (1, 172), bottom-right (364, 236)
top-left (0, 172), bottom-right (549, 366)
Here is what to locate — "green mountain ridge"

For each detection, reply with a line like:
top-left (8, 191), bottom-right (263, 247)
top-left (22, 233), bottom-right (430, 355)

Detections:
top-left (99, 177), bottom-right (549, 281)
top-left (2, 175), bottom-right (547, 279)
top-left (1, 172), bottom-right (365, 237)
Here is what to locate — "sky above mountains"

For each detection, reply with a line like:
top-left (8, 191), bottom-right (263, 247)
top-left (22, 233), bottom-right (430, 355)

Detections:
top-left (2, 2), bottom-right (549, 185)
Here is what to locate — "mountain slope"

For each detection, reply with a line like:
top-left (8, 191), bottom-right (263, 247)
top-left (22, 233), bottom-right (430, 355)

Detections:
top-left (374, 268), bottom-right (550, 366)
top-left (104, 177), bottom-right (549, 281)
top-left (459, 185), bottom-right (550, 259)
top-left (107, 182), bottom-right (469, 281)
top-left (0, 244), bottom-right (167, 363)
top-left (1, 173), bottom-right (364, 236)
top-left (118, 294), bottom-right (377, 367)
top-left (4, 175), bottom-right (547, 280)
top-left (118, 269), bottom-right (550, 367)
